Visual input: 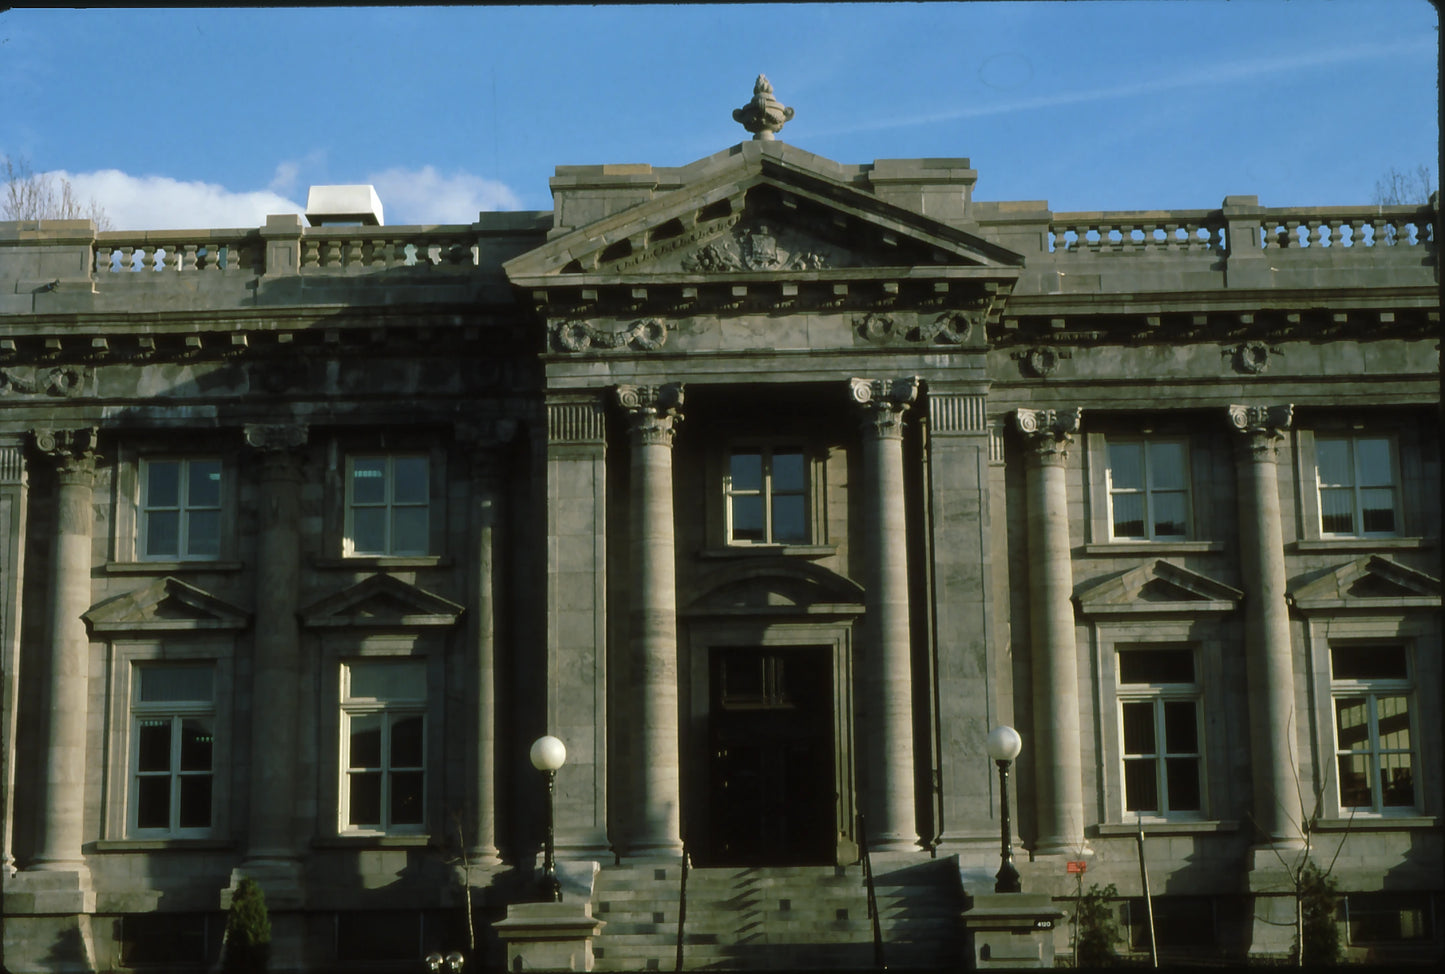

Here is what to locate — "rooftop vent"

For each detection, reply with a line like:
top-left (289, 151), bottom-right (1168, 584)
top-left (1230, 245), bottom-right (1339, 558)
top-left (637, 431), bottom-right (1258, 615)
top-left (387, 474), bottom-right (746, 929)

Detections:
top-left (305, 185), bottom-right (384, 227)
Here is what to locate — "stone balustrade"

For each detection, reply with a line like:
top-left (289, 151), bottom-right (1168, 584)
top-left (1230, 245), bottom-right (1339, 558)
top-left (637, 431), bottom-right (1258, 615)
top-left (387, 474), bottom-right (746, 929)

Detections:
top-left (94, 230), bottom-right (265, 274)
top-left (297, 226), bottom-right (479, 270)
top-left (1043, 203), bottom-right (1434, 257)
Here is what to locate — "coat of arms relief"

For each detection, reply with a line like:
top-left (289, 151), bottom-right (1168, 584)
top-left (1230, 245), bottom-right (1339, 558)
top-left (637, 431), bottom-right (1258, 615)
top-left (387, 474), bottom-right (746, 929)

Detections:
top-left (680, 222), bottom-right (830, 273)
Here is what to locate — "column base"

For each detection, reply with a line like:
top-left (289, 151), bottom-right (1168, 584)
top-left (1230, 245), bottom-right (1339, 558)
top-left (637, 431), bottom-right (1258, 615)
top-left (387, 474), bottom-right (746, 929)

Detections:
top-left (1, 911), bottom-right (96, 974)
top-left (1030, 836), bottom-right (1091, 858)
top-left (3, 867), bottom-right (96, 914)
top-left (867, 832), bottom-right (924, 854)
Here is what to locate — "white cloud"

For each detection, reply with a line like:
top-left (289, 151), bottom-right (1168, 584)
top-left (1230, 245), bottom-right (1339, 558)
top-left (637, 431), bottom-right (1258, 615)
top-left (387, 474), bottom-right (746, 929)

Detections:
top-left (366, 166), bottom-right (523, 224)
top-left (59, 169), bottom-right (303, 231)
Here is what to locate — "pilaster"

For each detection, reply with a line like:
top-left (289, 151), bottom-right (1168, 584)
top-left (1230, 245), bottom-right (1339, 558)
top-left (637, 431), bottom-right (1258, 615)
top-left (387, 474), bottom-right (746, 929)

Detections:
top-left (1228, 404), bottom-right (1305, 847)
top-left (850, 376), bottom-right (921, 852)
top-left (1014, 407), bottom-right (1087, 856)
top-left (615, 383), bottom-right (685, 859)
top-left (456, 419), bottom-right (514, 867)
top-left (544, 395), bottom-right (612, 859)
top-left (239, 423), bottom-right (307, 901)
top-left (0, 437), bottom-right (26, 876)
top-left (926, 390), bottom-right (1002, 851)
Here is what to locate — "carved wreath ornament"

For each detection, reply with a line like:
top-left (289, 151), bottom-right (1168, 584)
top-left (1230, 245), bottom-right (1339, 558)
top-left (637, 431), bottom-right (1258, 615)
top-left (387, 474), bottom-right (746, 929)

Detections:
top-left (0, 366), bottom-right (90, 398)
top-left (855, 311), bottom-right (977, 345)
top-left (552, 318), bottom-right (673, 353)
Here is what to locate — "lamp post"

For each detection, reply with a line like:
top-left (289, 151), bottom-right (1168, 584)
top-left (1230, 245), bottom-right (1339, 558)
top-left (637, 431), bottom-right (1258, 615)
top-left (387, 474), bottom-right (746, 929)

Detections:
top-left (985, 725), bottom-right (1023, 894)
top-left (529, 735), bottom-right (567, 902)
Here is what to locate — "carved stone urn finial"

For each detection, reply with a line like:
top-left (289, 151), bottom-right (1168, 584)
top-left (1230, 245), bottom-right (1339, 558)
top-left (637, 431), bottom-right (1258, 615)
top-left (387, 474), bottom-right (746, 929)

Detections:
top-left (733, 74), bottom-right (795, 141)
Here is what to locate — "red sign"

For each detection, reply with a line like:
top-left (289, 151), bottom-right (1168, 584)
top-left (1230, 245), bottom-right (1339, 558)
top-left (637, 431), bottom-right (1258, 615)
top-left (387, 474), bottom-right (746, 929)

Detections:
top-left (1066, 860), bottom-right (1087, 874)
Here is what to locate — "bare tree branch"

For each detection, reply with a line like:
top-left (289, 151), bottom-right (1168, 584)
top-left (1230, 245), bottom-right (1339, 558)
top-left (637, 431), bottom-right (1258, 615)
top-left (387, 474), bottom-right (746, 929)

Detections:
top-left (2, 155), bottom-right (112, 230)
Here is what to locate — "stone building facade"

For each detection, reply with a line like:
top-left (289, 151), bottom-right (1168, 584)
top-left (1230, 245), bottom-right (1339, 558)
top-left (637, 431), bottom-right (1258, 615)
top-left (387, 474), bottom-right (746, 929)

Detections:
top-left (1, 97), bottom-right (1440, 971)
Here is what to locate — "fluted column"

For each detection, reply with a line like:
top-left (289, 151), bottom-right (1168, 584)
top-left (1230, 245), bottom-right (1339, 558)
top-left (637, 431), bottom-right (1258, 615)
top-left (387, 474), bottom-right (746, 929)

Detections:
top-left (458, 420), bottom-right (510, 865)
top-left (1016, 407), bottom-right (1086, 856)
top-left (0, 437), bottom-right (28, 876)
top-left (29, 428), bottom-right (97, 872)
top-left (1228, 404), bottom-right (1304, 845)
top-left (851, 376), bottom-right (921, 852)
top-left (616, 383), bottom-right (685, 859)
top-left (242, 424), bottom-right (306, 875)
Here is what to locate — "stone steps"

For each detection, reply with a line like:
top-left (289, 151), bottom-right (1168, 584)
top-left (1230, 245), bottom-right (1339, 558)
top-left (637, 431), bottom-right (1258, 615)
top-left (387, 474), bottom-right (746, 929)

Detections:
top-left (591, 860), bottom-right (964, 971)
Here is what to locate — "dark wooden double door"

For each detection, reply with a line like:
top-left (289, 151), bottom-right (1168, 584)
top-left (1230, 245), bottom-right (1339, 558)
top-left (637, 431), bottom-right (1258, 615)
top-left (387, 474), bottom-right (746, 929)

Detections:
top-left (704, 647), bottom-right (836, 866)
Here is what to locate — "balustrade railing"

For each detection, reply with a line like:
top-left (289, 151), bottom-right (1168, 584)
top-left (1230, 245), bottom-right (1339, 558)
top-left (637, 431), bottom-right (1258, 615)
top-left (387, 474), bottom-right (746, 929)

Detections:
top-left (1046, 204), bottom-right (1435, 256)
top-left (94, 230), bottom-right (264, 274)
top-left (1249, 205), bottom-right (1435, 250)
top-left (1047, 210), bottom-right (1224, 255)
top-left (298, 227), bottom-right (478, 270)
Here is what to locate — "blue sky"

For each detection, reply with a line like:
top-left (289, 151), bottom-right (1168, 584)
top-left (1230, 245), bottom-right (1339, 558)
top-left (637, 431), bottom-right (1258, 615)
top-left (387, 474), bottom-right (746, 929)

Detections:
top-left (0, 2), bottom-right (1437, 229)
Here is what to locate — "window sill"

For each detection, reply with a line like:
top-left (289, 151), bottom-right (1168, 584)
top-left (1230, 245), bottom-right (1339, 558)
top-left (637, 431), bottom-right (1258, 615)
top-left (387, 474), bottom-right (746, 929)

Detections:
top-left (313, 834), bottom-right (435, 849)
top-left (106, 561), bottom-right (243, 575)
top-left (95, 838), bottom-right (236, 852)
top-left (1295, 537), bottom-right (1433, 552)
top-left (1313, 815), bottom-right (1438, 831)
top-left (700, 544), bottom-right (837, 559)
top-left (1094, 819), bottom-right (1238, 836)
top-left (313, 556), bottom-right (450, 569)
top-left (1084, 542), bottom-right (1224, 555)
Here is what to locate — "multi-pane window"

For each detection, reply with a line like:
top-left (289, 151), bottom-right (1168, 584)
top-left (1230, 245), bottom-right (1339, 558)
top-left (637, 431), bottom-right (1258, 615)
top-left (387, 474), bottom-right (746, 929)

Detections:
top-left (1106, 439), bottom-right (1189, 540)
top-left (341, 660), bottom-right (427, 832)
top-left (725, 448), bottom-right (807, 545)
top-left (1117, 647), bottom-right (1202, 816)
top-left (140, 459), bottom-right (222, 560)
top-left (1346, 893), bottom-right (1435, 944)
top-left (1316, 436), bottom-right (1399, 537)
top-left (1332, 645), bottom-right (1416, 812)
top-left (130, 664), bottom-right (215, 835)
top-left (345, 456), bottom-right (430, 556)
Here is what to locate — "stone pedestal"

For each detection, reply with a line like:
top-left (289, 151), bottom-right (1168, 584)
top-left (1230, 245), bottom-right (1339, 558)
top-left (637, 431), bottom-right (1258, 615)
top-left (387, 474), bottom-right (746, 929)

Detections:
top-left (493, 902), bottom-right (606, 972)
top-left (961, 893), bottom-right (1064, 969)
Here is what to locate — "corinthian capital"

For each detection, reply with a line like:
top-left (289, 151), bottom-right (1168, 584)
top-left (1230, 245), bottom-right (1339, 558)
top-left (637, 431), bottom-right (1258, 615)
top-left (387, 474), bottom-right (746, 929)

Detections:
top-left (32, 427), bottom-right (99, 482)
top-left (851, 376), bottom-right (919, 439)
top-left (243, 424), bottom-right (308, 453)
top-left (1015, 407), bottom-right (1082, 463)
top-left (1228, 404), bottom-right (1293, 461)
top-left (616, 383), bottom-right (685, 446)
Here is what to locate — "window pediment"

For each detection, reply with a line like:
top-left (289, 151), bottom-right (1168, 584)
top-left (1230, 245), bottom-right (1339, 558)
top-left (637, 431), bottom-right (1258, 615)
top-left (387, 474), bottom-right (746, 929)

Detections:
top-left (682, 561), bottom-right (864, 618)
top-left (1075, 560), bottom-right (1242, 616)
top-left (1289, 555), bottom-right (1441, 613)
top-left (300, 574), bottom-right (464, 629)
top-left (85, 577), bottom-right (250, 634)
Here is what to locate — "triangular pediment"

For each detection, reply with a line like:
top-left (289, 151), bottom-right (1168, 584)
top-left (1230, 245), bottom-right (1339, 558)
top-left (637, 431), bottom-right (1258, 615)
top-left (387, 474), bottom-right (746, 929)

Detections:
top-left (1290, 555), bottom-right (1442, 613)
top-left (682, 560), bottom-right (865, 618)
top-left (1075, 560), bottom-right (1243, 616)
top-left (505, 142), bottom-right (1024, 291)
top-left (300, 574), bottom-right (465, 629)
top-left (85, 577), bottom-right (251, 633)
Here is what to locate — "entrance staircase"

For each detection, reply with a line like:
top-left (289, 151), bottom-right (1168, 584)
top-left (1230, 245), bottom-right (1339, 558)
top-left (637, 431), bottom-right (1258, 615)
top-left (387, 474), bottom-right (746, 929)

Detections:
top-left (590, 858), bottom-right (964, 971)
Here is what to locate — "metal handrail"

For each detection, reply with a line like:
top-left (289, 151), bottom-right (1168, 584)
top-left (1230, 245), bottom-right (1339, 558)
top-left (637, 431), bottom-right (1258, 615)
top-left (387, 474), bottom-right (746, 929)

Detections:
top-left (674, 845), bottom-right (690, 972)
top-left (857, 814), bottom-right (886, 970)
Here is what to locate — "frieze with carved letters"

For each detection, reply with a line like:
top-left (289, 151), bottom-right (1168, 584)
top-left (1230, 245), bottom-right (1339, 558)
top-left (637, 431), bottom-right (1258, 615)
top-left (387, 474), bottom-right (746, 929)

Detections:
top-left (552, 318), bottom-right (674, 353)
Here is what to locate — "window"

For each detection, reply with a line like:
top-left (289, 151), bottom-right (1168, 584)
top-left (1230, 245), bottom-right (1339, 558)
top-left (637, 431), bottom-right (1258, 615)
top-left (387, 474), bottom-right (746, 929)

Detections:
top-left (119, 914), bottom-right (221, 967)
top-left (1316, 436), bottom-right (1399, 537)
top-left (344, 455), bottom-right (430, 556)
top-left (130, 664), bottom-right (215, 835)
top-left (1106, 438), bottom-right (1189, 540)
top-left (340, 659), bottom-right (427, 832)
top-left (1116, 647), bottom-right (1202, 816)
top-left (1346, 893), bottom-right (1435, 944)
top-left (1125, 896), bottom-right (1217, 952)
top-left (140, 458), bottom-right (222, 560)
top-left (725, 447), bottom-right (807, 544)
top-left (1331, 645), bottom-right (1416, 813)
